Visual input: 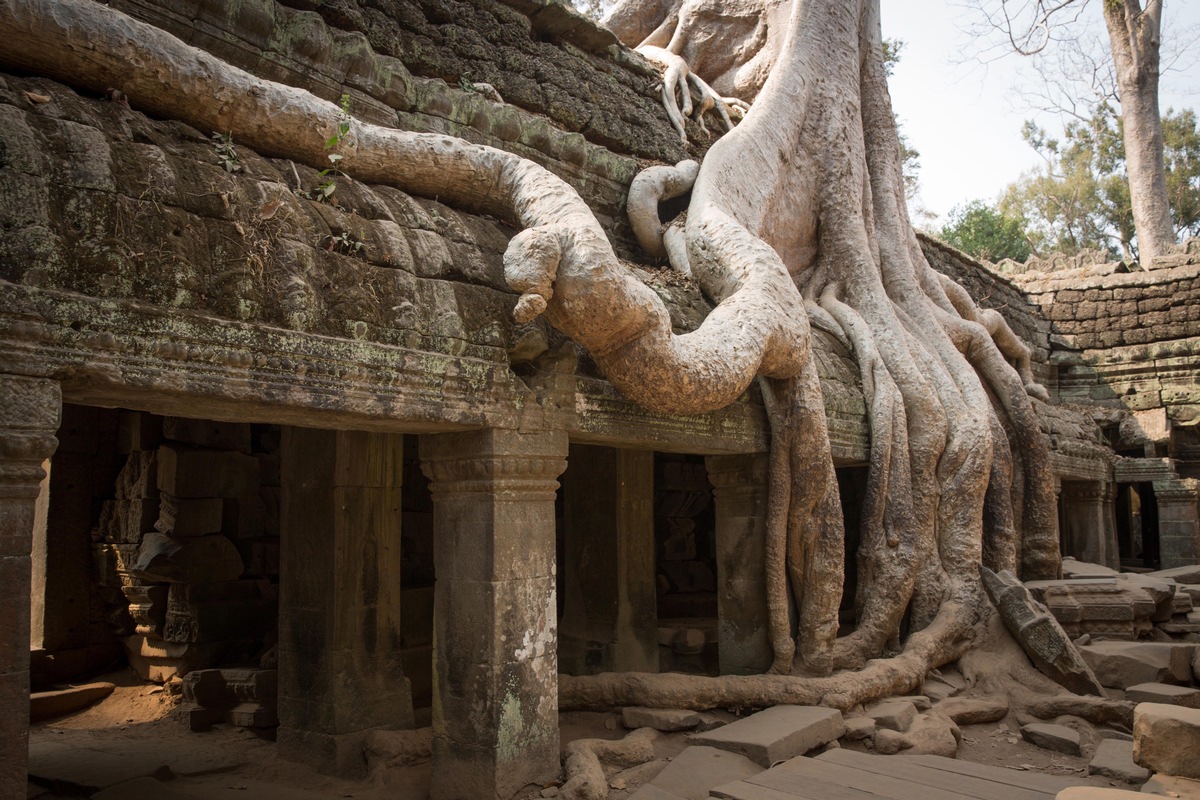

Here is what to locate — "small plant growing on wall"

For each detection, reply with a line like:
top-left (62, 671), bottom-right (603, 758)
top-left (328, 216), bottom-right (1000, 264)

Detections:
top-left (211, 132), bottom-right (243, 174)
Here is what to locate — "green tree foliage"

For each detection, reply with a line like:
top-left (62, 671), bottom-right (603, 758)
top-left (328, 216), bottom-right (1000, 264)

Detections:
top-left (1000, 105), bottom-right (1200, 259)
top-left (939, 199), bottom-right (1033, 263)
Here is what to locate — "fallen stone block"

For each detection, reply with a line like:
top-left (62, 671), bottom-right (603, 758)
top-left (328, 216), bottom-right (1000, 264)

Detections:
top-left (1020, 722), bottom-right (1082, 755)
top-left (1087, 738), bottom-right (1149, 783)
top-left (930, 696), bottom-right (1009, 725)
top-left (1079, 641), bottom-right (1196, 688)
top-left (131, 532), bottom-right (244, 583)
top-left (1126, 682), bottom-right (1200, 709)
top-left (893, 695), bottom-right (932, 711)
top-left (865, 699), bottom-right (917, 732)
top-left (1141, 773), bottom-right (1200, 797)
top-left (1061, 558), bottom-right (1118, 578)
top-left (623, 707), bottom-right (702, 732)
top-left (1134, 702), bottom-right (1200, 779)
top-left (841, 717), bottom-right (875, 741)
top-left (1151, 565), bottom-right (1200, 585)
top-left (689, 705), bottom-right (844, 767)
top-left (29, 682), bottom-right (115, 722)
top-left (154, 494), bottom-right (224, 537)
top-left (647, 746), bottom-right (761, 799)
top-left (920, 677), bottom-right (957, 703)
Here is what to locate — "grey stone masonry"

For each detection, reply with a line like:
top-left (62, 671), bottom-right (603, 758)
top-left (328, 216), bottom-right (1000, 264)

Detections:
top-left (690, 705), bottom-right (844, 767)
top-left (0, 375), bottom-right (60, 800)
top-left (706, 454), bottom-right (772, 676)
top-left (420, 428), bottom-right (568, 800)
top-left (277, 428), bottom-right (413, 778)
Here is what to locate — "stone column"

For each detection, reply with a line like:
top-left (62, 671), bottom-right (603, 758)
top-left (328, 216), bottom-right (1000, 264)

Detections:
top-left (1060, 481), bottom-right (1119, 569)
top-left (1153, 479), bottom-right (1200, 569)
top-left (0, 376), bottom-right (60, 800)
top-left (420, 429), bottom-right (567, 800)
top-left (559, 444), bottom-right (657, 675)
top-left (278, 428), bottom-right (413, 777)
top-left (705, 453), bottom-right (772, 676)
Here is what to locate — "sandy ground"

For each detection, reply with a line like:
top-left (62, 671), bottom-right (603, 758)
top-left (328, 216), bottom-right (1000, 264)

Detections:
top-left (28, 666), bottom-right (1130, 800)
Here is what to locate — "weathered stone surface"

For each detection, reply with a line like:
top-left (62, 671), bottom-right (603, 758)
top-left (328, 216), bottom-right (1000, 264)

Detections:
top-left (1021, 723), bottom-right (1082, 755)
top-left (131, 533), bottom-right (244, 583)
top-left (920, 677), bottom-right (957, 703)
top-left (841, 717), bottom-right (875, 741)
top-left (623, 707), bottom-right (702, 732)
top-left (865, 699), bottom-right (916, 732)
top-left (157, 446), bottom-right (260, 498)
top-left (1054, 789), bottom-right (1147, 799)
top-left (647, 746), bottom-right (761, 799)
top-left (1087, 738), bottom-right (1149, 783)
top-left (90, 777), bottom-right (202, 800)
top-left (1134, 702), bottom-right (1200, 779)
top-left (1141, 773), bottom-right (1200, 797)
top-left (154, 495), bottom-right (224, 537)
top-left (1061, 558), bottom-right (1119, 578)
top-left (982, 567), bottom-right (1106, 695)
top-left (1126, 682), bottom-right (1200, 709)
top-left (1152, 565), bottom-right (1200, 585)
top-left (873, 713), bottom-right (960, 757)
top-left (29, 682), bottom-right (115, 722)
top-left (162, 417), bottom-right (251, 452)
top-left (1079, 641), bottom-right (1196, 688)
top-left (689, 705), bottom-right (844, 767)
top-left (365, 728), bottom-right (433, 773)
top-left (930, 696), bottom-right (1009, 725)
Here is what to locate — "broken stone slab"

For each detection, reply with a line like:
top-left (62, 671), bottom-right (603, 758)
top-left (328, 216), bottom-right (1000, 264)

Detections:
top-left (29, 682), bottom-right (115, 722)
top-left (1134, 702), bottom-right (1200, 779)
top-left (1087, 738), bottom-right (1149, 783)
top-left (865, 699), bottom-right (916, 732)
top-left (893, 695), bottom-right (932, 711)
top-left (623, 707), bottom-right (702, 732)
top-left (1061, 558), bottom-right (1119, 578)
top-left (1078, 641), bottom-right (1196, 688)
top-left (646, 746), bottom-right (762, 800)
top-left (689, 705), bottom-right (844, 767)
top-left (841, 717), bottom-right (875, 741)
top-left (1020, 722), bottom-right (1082, 755)
top-left (873, 713), bottom-right (960, 757)
top-left (1126, 682), bottom-right (1200, 709)
top-left (1141, 773), bottom-right (1200, 797)
top-left (930, 696), bottom-right (1009, 725)
top-left (1150, 565), bottom-right (1200, 585)
top-left (1117, 573), bottom-right (1177, 622)
top-left (920, 677), bottom-right (957, 703)
top-left (131, 532), bottom-right (244, 583)
top-left (981, 566), bottom-right (1106, 696)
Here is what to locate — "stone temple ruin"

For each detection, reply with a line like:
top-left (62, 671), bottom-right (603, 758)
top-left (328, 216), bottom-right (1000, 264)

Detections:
top-left (4, 1), bottom-right (1200, 799)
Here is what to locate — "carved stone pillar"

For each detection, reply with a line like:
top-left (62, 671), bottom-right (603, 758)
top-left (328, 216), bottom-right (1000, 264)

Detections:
top-left (0, 376), bottom-right (60, 799)
top-left (705, 453), bottom-right (772, 676)
top-left (559, 444), bottom-right (657, 675)
top-left (1060, 481), bottom-right (1119, 569)
top-left (1153, 479), bottom-right (1200, 569)
top-left (277, 428), bottom-right (412, 777)
top-left (420, 428), bottom-right (567, 800)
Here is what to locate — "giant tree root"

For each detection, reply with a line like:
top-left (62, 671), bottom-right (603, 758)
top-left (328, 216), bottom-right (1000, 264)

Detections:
top-left (561, 728), bottom-right (660, 800)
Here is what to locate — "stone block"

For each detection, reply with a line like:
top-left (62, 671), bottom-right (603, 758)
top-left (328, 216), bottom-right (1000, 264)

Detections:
top-left (1134, 702), bottom-right (1200, 778)
top-left (841, 717), bottom-right (875, 741)
top-left (154, 494), bottom-right (223, 537)
top-left (114, 451), bottom-right (159, 499)
top-left (116, 411), bottom-right (162, 454)
top-left (1140, 773), bottom-right (1200, 797)
top-left (623, 707), bottom-right (702, 732)
top-left (1021, 722), bottom-right (1082, 755)
top-left (920, 677), bottom-right (957, 703)
top-left (162, 417), bottom-right (252, 452)
top-left (131, 533), bottom-right (244, 583)
top-left (157, 445), bottom-right (260, 498)
top-left (689, 705), bottom-right (844, 767)
top-left (1088, 738), bottom-right (1149, 783)
top-left (29, 682), bottom-right (115, 722)
top-left (1126, 682), bottom-right (1200, 709)
top-left (865, 699), bottom-right (916, 732)
top-left (1079, 641), bottom-right (1196, 688)
top-left (98, 498), bottom-right (160, 543)
top-left (648, 746), bottom-right (761, 799)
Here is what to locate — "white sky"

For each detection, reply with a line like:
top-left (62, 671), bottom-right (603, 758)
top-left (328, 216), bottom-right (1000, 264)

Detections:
top-left (880, 0), bottom-right (1200, 227)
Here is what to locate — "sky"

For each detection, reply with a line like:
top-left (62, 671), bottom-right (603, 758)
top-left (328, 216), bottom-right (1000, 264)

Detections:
top-left (880, 0), bottom-right (1200, 228)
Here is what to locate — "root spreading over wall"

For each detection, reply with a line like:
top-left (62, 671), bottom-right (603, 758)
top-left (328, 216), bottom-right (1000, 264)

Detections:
top-left (2, 0), bottom-right (1060, 713)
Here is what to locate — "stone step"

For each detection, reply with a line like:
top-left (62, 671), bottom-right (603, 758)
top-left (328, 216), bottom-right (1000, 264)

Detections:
top-left (689, 705), bottom-right (844, 767)
top-left (1087, 738), bottom-right (1149, 784)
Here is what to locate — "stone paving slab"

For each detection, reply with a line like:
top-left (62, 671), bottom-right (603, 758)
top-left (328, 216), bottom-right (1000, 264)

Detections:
top-left (1021, 722), bottom-right (1082, 756)
top-left (1087, 738), bottom-right (1149, 784)
top-left (1125, 682), bottom-right (1200, 708)
top-left (748, 755), bottom-right (993, 800)
top-left (28, 741), bottom-right (169, 794)
top-left (689, 705), bottom-right (844, 767)
top-left (814, 749), bottom-right (1058, 800)
top-left (902, 754), bottom-right (1083, 794)
top-left (29, 683), bottom-right (115, 722)
top-left (646, 746), bottom-right (761, 800)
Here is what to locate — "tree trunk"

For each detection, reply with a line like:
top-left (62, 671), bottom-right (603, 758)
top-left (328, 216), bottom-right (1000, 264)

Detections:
top-left (1103, 0), bottom-right (1176, 264)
